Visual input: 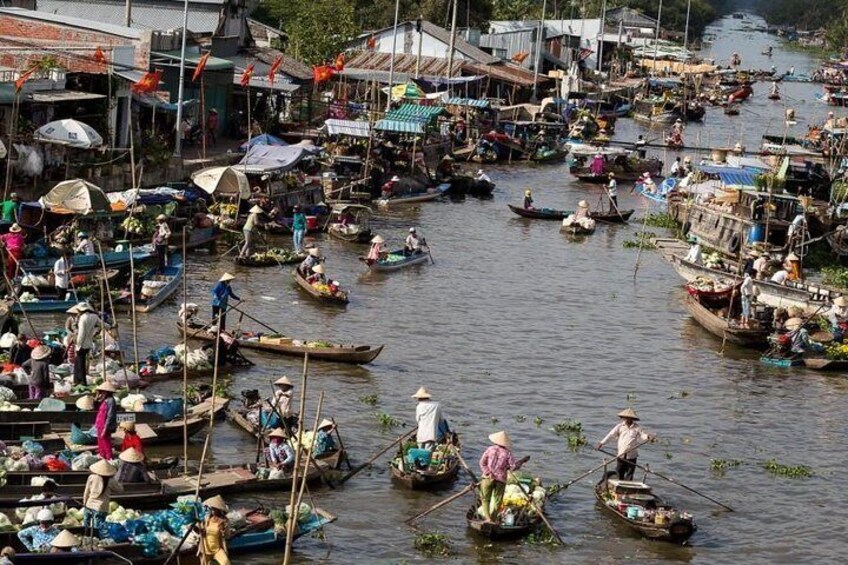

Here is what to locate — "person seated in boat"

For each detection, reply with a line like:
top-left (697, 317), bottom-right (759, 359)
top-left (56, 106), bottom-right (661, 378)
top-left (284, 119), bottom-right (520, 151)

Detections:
top-left (119, 421), bottom-right (145, 456)
top-left (116, 447), bottom-right (151, 483)
top-left (381, 176), bottom-right (400, 199)
top-left (641, 172), bottom-right (657, 194)
top-left (367, 235), bottom-right (389, 264)
top-left (475, 169), bottom-right (492, 184)
top-left (328, 280), bottom-right (343, 297)
top-left (74, 232), bottom-right (95, 256)
top-left (22, 344), bottom-right (51, 400)
top-left (770, 82), bottom-right (780, 97)
top-left (0, 546), bottom-right (13, 564)
top-left (523, 189), bottom-right (535, 210)
top-left (827, 296), bottom-right (848, 342)
top-left (478, 431), bottom-right (529, 524)
top-left (575, 200), bottom-right (591, 220)
top-left (784, 317), bottom-right (824, 356)
top-left (412, 387), bottom-right (450, 450)
top-left (139, 355), bottom-right (158, 377)
top-left (770, 267), bottom-right (790, 285)
top-left (405, 227), bottom-right (423, 255)
top-left (253, 376), bottom-right (297, 433)
top-left (752, 251), bottom-right (771, 279)
top-left (437, 155), bottom-right (456, 180)
top-left (266, 428), bottom-right (295, 471)
top-left (298, 247), bottom-right (322, 276)
top-left (17, 508), bottom-right (60, 551)
top-left (307, 264), bottom-right (326, 285)
top-left (784, 253), bottom-right (802, 281)
top-left (9, 332), bottom-right (31, 366)
top-left (312, 419), bottom-right (338, 457)
top-left (48, 530), bottom-right (80, 554)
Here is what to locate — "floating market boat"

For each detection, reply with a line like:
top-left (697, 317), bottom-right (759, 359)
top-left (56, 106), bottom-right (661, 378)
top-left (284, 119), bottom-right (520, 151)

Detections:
top-left (18, 247), bottom-right (154, 275)
top-left (508, 205), bottom-right (634, 223)
top-left (326, 203), bottom-right (372, 243)
top-left (360, 249), bottom-right (430, 272)
top-left (529, 146), bottom-right (568, 163)
top-left (594, 473), bottom-right (697, 544)
top-left (561, 221), bottom-right (596, 235)
top-left (376, 184), bottom-right (450, 207)
top-left (292, 269), bottom-right (349, 305)
top-left (178, 319), bottom-right (384, 364)
top-left (114, 255), bottom-right (184, 313)
top-left (803, 357), bottom-right (848, 371)
top-left (683, 294), bottom-right (770, 348)
top-left (466, 472), bottom-right (547, 540)
top-left (760, 355), bottom-right (804, 368)
top-left (389, 442), bottom-right (460, 490)
top-left (234, 248), bottom-right (305, 267)
top-left (167, 225), bottom-right (221, 252)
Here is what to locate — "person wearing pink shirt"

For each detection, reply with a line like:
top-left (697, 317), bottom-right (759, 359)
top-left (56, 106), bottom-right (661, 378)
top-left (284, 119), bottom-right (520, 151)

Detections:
top-left (478, 431), bottom-right (529, 523)
top-left (0, 224), bottom-right (25, 279)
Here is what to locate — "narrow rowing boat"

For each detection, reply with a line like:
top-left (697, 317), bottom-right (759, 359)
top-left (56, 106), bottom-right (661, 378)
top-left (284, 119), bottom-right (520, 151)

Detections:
top-left (466, 506), bottom-right (541, 540)
top-left (595, 473), bottom-right (697, 544)
top-left (377, 184), bottom-right (450, 207)
top-left (234, 249), bottom-right (305, 267)
top-left (683, 294), bottom-right (770, 348)
top-left (178, 319), bottom-right (383, 364)
top-left (389, 447), bottom-right (460, 490)
top-left (803, 357), bottom-right (848, 371)
top-left (292, 269), bottom-right (349, 305)
top-left (18, 248), bottom-right (154, 275)
top-left (360, 249), bottom-right (430, 272)
top-left (115, 255), bottom-right (184, 313)
top-left (509, 204), bottom-right (634, 223)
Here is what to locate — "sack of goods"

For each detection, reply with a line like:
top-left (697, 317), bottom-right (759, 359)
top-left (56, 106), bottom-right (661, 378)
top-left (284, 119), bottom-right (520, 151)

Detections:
top-left (141, 279), bottom-right (168, 298)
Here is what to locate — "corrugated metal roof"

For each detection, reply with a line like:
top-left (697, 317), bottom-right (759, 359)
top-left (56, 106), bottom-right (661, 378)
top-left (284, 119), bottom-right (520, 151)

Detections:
top-left (35, 0), bottom-right (220, 33)
top-left (1, 6), bottom-right (141, 38)
top-left (374, 119), bottom-right (424, 134)
top-left (324, 119), bottom-right (370, 138)
top-left (446, 97), bottom-right (490, 108)
top-left (385, 104), bottom-right (446, 123)
top-left (30, 90), bottom-right (106, 102)
top-left (462, 61), bottom-right (541, 87)
top-left (151, 51), bottom-right (233, 70)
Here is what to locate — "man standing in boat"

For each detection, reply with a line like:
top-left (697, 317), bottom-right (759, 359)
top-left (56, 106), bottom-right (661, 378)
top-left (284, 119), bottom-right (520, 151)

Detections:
top-left (597, 408), bottom-right (654, 481)
top-left (607, 173), bottom-right (618, 211)
top-left (211, 273), bottom-right (240, 331)
top-left (152, 214), bottom-right (171, 274)
top-left (412, 387), bottom-right (450, 450)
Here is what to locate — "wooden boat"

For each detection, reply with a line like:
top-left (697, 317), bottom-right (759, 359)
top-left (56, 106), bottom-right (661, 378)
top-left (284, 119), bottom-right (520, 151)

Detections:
top-left (377, 184), bottom-right (450, 206)
top-left (18, 248), bottom-right (154, 275)
top-left (529, 146), bottom-right (568, 163)
top-left (760, 356), bottom-right (804, 368)
top-left (389, 448), bottom-right (460, 489)
top-left (234, 249), bottom-right (305, 267)
top-left (0, 462), bottom-right (328, 508)
top-left (12, 298), bottom-right (82, 314)
top-left (178, 319), bottom-right (383, 364)
top-left (803, 357), bottom-right (848, 371)
top-left (167, 226), bottom-right (220, 252)
top-left (509, 204), bottom-right (633, 224)
top-left (360, 249), bottom-right (430, 272)
top-left (561, 223), bottom-right (596, 235)
top-left (114, 255), bottom-right (184, 313)
top-left (326, 203), bottom-right (372, 243)
top-left (468, 179), bottom-right (496, 197)
top-left (466, 506), bottom-right (542, 540)
top-left (594, 474), bottom-right (696, 544)
top-left (683, 294), bottom-right (769, 348)
top-left (292, 269), bottom-right (349, 305)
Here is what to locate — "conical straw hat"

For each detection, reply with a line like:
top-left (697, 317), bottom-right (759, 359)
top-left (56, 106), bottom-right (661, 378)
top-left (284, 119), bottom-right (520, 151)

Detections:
top-left (274, 376), bottom-right (293, 387)
top-left (488, 431), bottom-right (512, 448)
top-left (51, 530), bottom-right (80, 548)
top-left (411, 387), bottom-right (431, 399)
top-left (203, 495), bottom-right (228, 512)
top-left (119, 447), bottom-right (144, 463)
top-left (90, 460), bottom-right (117, 477)
top-left (617, 408), bottom-right (639, 420)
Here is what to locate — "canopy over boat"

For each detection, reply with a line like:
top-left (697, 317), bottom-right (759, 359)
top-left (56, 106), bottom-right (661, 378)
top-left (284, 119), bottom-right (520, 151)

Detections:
top-left (191, 166), bottom-right (251, 199)
top-left (39, 179), bottom-right (110, 214)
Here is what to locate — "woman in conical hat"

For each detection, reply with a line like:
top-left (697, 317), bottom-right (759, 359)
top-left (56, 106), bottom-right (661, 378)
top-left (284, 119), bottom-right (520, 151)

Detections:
top-left (597, 408), bottom-right (654, 481)
top-left (477, 430), bottom-right (529, 523)
top-left (312, 418), bottom-right (338, 458)
top-left (201, 496), bottom-right (231, 565)
top-left (83, 460), bottom-right (121, 532)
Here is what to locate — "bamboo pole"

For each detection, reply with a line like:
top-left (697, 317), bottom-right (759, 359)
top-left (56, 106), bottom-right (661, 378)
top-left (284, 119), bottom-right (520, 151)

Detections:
top-left (282, 353), bottom-right (309, 565)
top-left (128, 244), bottom-right (140, 370)
top-left (182, 227), bottom-right (189, 474)
top-left (96, 242), bottom-right (131, 394)
top-left (4, 91), bottom-right (19, 200)
top-left (192, 318), bottom-right (224, 499)
top-left (293, 391), bottom-right (324, 513)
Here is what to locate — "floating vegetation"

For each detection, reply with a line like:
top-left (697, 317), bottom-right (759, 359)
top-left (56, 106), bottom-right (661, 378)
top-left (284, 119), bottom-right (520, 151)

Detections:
top-left (552, 419), bottom-right (583, 435)
top-left (567, 435), bottom-right (588, 451)
top-left (515, 415), bottom-right (527, 423)
top-left (643, 212), bottom-right (677, 229)
top-left (374, 412), bottom-right (401, 429)
top-left (763, 459), bottom-right (813, 478)
top-left (534, 416), bottom-right (544, 428)
top-left (414, 533), bottom-right (452, 556)
top-left (490, 416), bottom-right (499, 424)
top-left (622, 231), bottom-right (658, 249)
top-left (358, 394), bottom-right (379, 406)
top-left (822, 266), bottom-right (848, 291)
top-left (710, 459), bottom-right (743, 476)
top-left (524, 528), bottom-right (559, 546)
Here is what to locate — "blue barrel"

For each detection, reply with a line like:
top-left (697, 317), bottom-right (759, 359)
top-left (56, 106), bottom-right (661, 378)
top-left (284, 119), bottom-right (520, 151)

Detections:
top-left (748, 223), bottom-right (765, 243)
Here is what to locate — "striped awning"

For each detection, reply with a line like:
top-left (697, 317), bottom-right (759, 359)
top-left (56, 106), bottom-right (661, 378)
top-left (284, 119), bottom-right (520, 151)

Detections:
top-left (719, 170), bottom-right (758, 188)
top-left (324, 119), bottom-right (371, 138)
top-left (374, 119), bottom-right (424, 134)
top-left (385, 103), bottom-right (447, 123)
top-left (445, 97), bottom-right (490, 108)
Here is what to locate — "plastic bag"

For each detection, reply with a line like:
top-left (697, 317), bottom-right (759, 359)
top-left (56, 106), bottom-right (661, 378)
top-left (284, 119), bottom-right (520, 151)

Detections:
top-left (70, 424), bottom-right (96, 447)
top-left (0, 387), bottom-right (15, 402)
top-left (21, 440), bottom-right (43, 457)
top-left (71, 453), bottom-right (99, 470)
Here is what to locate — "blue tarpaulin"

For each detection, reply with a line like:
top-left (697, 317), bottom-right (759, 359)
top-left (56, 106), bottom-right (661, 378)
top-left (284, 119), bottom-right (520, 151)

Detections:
top-left (238, 144), bottom-right (320, 173)
top-left (718, 170), bottom-right (758, 187)
top-left (239, 134), bottom-right (287, 152)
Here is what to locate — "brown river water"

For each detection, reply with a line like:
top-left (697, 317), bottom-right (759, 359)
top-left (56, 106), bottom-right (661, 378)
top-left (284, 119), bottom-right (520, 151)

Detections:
top-left (42, 15), bottom-right (848, 564)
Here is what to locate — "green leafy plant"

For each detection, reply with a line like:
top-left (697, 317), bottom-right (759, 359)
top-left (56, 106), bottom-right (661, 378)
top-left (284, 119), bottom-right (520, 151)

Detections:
top-left (551, 419), bottom-right (583, 435)
top-left (567, 435), bottom-right (588, 451)
top-left (524, 527), bottom-right (559, 545)
top-left (762, 459), bottom-right (812, 478)
top-left (643, 212), bottom-right (677, 229)
top-left (374, 412), bottom-right (401, 429)
top-left (534, 416), bottom-right (544, 428)
top-left (413, 532), bottom-right (451, 556)
top-left (358, 394), bottom-right (378, 406)
top-left (515, 415), bottom-right (526, 423)
top-left (822, 266), bottom-right (848, 291)
top-left (710, 458), bottom-right (743, 476)
top-left (623, 231), bottom-right (658, 249)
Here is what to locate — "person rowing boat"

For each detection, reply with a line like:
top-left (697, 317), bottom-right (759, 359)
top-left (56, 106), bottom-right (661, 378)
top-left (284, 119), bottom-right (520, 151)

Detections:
top-left (596, 408), bottom-right (655, 481)
top-left (405, 227), bottom-right (424, 256)
top-left (297, 247), bottom-right (322, 276)
top-left (477, 431), bottom-right (529, 524)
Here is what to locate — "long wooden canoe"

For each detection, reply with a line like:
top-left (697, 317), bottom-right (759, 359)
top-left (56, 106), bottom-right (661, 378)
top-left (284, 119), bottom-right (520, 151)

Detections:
top-left (114, 255), bottom-right (184, 313)
top-left (509, 204), bottom-right (634, 224)
top-left (178, 319), bottom-right (383, 364)
top-left (683, 294), bottom-right (770, 348)
top-left (18, 248), bottom-right (154, 275)
top-left (293, 269), bottom-right (349, 305)
top-left (466, 505), bottom-right (541, 540)
top-left (390, 456), bottom-right (460, 489)
top-left (377, 184), bottom-right (450, 206)
top-left (803, 357), bottom-right (848, 371)
top-left (360, 249), bottom-right (430, 272)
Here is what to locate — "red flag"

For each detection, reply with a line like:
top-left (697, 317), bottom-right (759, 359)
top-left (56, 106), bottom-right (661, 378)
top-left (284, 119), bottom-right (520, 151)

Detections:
top-left (268, 55), bottom-right (283, 83)
top-left (132, 69), bottom-right (162, 93)
top-left (367, 35), bottom-right (376, 50)
top-left (511, 51), bottom-right (529, 63)
top-left (312, 65), bottom-right (334, 84)
top-left (192, 51), bottom-right (210, 82)
top-left (14, 67), bottom-right (37, 92)
top-left (94, 47), bottom-right (108, 64)
top-left (334, 53), bottom-right (345, 72)
top-left (240, 63), bottom-right (255, 87)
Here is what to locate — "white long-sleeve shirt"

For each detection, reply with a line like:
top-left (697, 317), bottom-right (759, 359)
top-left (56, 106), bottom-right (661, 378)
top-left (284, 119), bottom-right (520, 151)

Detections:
top-left (53, 257), bottom-right (68, 289)
top-left (415, 400), bottom-right (443, 444)
top-left (600, 421), bottom-right (651, 459)
top-left (741, 275), bottom-right (755, 298)
top-left (75, 311), bottom-right (101, 350)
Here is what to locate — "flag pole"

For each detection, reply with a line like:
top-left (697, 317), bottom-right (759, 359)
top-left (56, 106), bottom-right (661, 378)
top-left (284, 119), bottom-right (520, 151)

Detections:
top-left (201, 72), bottom-right (207, 159)
top-left (385, 0), bottom-right (401, 112)
top-left (173, 0), bottom-right (190, 158)
top-left (3, 90), bottom-right (18, 200)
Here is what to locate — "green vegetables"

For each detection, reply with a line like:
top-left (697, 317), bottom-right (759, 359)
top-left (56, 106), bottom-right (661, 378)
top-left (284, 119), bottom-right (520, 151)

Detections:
top-left (552, 419), bottom-right (587, 452)
top-left (622, 231), bottom-right (658, 249)
top-left (413, 532), bottom-right (451, 556)
top-left (762, 459), bottom-right (813, 478)
top-left (822, 266), bottom-right (848, 291)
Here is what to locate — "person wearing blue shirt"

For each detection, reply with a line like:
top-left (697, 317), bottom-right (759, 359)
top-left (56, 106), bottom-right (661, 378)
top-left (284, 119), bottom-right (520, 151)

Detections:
top-left (17, 509), bottom-right (59, 551)
top-left (211, 272), bottom-right (240, 330)
top-left (292, 205), bottom-right (307, 253)
top-left (312, 418), bottom-right (337, 457)
top-left (266, 428), bottom-right (295, 470)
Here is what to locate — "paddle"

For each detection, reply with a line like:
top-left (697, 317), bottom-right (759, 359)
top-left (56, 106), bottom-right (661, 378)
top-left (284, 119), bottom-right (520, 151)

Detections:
top-left (405, 482), bottom-right (476, 525)
top-left (422, 237), bottom-right (435, 265)
top-left (339, 428), bottom-right (416, 484)
top-left (596, 447), bottom-right (734, 511)
top-left (506, 470), bottom-right (564, 545)
top-left (228, 303), bottom-right (283, 336)
top-left (548, 437), bottom-right (654, 497)
top-left (330, 417), bottom-right (353, 470)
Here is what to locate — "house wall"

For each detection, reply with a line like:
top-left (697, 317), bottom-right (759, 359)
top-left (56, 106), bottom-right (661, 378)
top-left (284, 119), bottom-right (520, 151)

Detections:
top-left (371, 24), bottom-right (471, 61)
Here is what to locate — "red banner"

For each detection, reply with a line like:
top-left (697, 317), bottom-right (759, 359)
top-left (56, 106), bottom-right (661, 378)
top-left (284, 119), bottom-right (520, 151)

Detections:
top-left (334, 53), bottom-right (345, 71)
top-left (240, 63), bottom-right (255, 87)
top-left (132, 69), bottom-right (162, 93)
top-left (94, 47), bottom-right (108, 65)
top-left (192, 51), bottom-right (210, 82)
top-left (312, 65), bottom-right (334, 84)
top-left (268, 55), bottom-right (283, 83)
top-left (14, 67), bottom-right (36, 92)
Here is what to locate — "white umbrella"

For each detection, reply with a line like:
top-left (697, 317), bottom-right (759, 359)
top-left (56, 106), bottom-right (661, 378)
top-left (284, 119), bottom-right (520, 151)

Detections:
top-left (40, 179), bottom-right (111, 214)
top-left (0, 140), bottom-right (6, 160)
top-left (191, 166), bottom-right (250, 199)
top-left (34, 119), bottom-right (103, 149)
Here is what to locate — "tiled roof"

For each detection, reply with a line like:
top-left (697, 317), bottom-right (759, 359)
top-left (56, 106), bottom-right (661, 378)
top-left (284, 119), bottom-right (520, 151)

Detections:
top-left (0, 6), bottom-right (141, 38)
top-left (245, 47), bottom-right (312, 82)
top-left (35, 0), bottom-right (221, 33)
top-left (344, 51), bottom-right (462, 78)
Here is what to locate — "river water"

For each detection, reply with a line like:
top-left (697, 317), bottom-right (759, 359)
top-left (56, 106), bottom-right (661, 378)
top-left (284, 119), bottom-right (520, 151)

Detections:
top-left (95, 14), bottom-right (847, 564)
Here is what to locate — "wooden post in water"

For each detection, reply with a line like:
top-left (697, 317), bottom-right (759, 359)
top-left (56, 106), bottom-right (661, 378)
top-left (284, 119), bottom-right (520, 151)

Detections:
top-left (293, 391), bottom-right (324, 512)
top-left (97, 242), bottom-right (131, 393)
top-left (282, 353), bottom-right (309, 565)
top-left (193, 318), bottom-right (224, 498)
top-left (128, 244), bottom-right (140, 370)
top-left (182, 227), bottom-right (189, 474)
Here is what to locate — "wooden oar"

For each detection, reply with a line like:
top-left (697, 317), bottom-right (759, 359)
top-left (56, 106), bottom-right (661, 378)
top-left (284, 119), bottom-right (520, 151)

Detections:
top-left (340, 428), bottom-right (415, 484)
top-left (330, 417), bottom-right (353, 470)
top-left (228, 303), bottom-right (283, 336)
top-left (506, 471), bottom-right (564, 545)
top-left (549, 437), bottom-right (654, 497)
top-left (405, 482), bottom-right (476, 525)
top-left (597, 447), bottom-right (734, 511)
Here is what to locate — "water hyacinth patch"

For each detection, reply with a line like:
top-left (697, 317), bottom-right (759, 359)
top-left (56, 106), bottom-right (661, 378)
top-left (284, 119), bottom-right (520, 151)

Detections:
top-left (414, 532), bottom-right (451, 556)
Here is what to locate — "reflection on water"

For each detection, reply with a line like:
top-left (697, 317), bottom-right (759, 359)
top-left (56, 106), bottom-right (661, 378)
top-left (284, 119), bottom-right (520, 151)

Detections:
top-left (105, 15), bottom-right (848, 564)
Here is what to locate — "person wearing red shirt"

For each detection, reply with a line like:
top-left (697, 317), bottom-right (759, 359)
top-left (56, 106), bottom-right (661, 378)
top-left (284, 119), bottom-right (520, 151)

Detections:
top-left (0, 224), bottom-right (25, 279)
top-left (119, 421), bottom-right (144, 456)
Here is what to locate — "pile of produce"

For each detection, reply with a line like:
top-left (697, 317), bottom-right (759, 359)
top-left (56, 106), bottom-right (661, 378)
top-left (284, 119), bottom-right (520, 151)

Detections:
top-left (703, 251), bottom-right (724, 269)
top-left (393, 442), bottom-right (456, 474)
top-left (825, 343), bottom-right (848, 360)
top-left (121, 216), bottom-right (151, 235)
top-left (477, 472), bottom-right (546, 525)
top-left (686, 276), bottom-right (734, 293)
top-left (251, 248), bottom-right (302, 263)
top-left (383, 253), bottom-right (408, 263)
